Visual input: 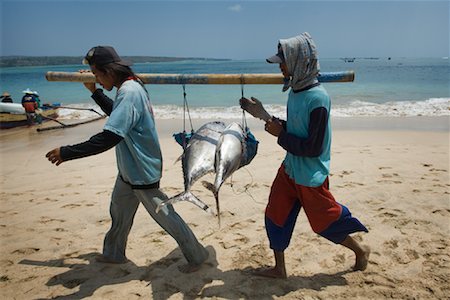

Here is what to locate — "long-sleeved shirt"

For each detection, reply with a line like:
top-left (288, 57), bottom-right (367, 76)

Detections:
top-left (60, 90), bottom-right (122, 161)
top-left (277, 106), bottom-right (328, 157)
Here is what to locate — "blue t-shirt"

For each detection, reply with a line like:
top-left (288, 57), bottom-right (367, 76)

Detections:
top-left (104, 80), bottom-right (162, 185)
top-left (283, 85), bottom-right (331, 187)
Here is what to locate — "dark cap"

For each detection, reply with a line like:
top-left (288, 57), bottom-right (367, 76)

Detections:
top-left (266, 43), bottom-right (284, 64)
top-left (82, 46), bottom-right (132, 67)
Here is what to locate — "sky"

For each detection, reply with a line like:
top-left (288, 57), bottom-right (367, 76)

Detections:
top-left (1, 0), bottom-right (449, 59)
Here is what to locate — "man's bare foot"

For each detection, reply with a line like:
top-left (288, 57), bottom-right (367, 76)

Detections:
top-left (178, 263), bottom-right (202, 273)
top-left (253, 266), bottom-right (287, 279)
top-left (354, 245), bottom-right (370, 271)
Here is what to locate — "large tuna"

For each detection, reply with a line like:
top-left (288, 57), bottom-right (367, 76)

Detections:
top-left (156, 121), bottom-right (226, 214)
top-left (203, 122), bottom-right (255, 225)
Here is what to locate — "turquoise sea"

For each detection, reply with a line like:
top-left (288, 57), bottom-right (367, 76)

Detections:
top-left (0, 57), bottom-right (448, 120)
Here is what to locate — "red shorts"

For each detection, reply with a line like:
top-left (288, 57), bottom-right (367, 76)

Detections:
top-left (266, 165), bottom-right (342, 233)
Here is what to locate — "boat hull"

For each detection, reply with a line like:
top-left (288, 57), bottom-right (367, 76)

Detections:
top-left (0, 105), bottom-right (59, 129)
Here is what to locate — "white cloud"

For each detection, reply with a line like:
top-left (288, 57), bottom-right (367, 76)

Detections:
top-left (228, 4), bottom-right (242, 12)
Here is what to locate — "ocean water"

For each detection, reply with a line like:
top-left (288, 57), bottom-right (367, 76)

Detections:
top-left (0, 58), bottom-right (448, 120)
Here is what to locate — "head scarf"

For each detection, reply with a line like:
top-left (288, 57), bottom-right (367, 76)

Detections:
top-left (279, 32), bottom-right (320, 92)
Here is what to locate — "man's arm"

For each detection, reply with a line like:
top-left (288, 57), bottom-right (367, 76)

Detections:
top-left (277, 107), bottom-right (328, 157)
top-left (91, 89), bottom-right (113, 116)
top-left (46, 130), bottom-right (123, 165)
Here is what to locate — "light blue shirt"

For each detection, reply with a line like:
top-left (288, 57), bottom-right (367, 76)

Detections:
top-left (104, 80), bottom-right (162, 185)
top-left (283, 85), bottom-right (331, 187)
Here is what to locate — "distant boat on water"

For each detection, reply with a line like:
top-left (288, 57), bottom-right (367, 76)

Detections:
top-left (341, 57), bottom-right (355, 63)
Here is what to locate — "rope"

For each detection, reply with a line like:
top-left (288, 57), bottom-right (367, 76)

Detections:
top-left (182, 83), bottom-right (194, 133)
top-left (181, 75), bottom-right (195, 150)
top-left (229, 168), bottom-right (265, 205)
top-left (240, 74), bottom-right (248, 130)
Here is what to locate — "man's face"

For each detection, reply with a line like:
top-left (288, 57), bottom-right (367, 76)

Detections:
top-left (279, 62), bottom-right (289, 78)
top-left (91, 65), bottom-right (115, 91)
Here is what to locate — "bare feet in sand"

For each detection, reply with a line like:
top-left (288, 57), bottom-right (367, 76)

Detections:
top-left (253, 266), bottom-right (287, 279)
top-left (354, 245), bottom-right (371, 271)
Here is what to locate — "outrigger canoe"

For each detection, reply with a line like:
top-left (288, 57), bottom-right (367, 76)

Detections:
top-left (0, 102), bottom-right (60, 129)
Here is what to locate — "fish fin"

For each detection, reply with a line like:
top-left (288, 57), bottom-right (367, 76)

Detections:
top-left (215, 193), bottom-right (221, 228)
top-left (174, 154), bottom-right (183, 164)
top-left (156, 191), bottom-right (214, 216)
top-left (201, 181), bottom-right (216, 194)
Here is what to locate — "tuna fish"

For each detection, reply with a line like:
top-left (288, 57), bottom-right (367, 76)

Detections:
top-left (203, 122), bottom-right (248, 225)
top-left (156, 121), bottom-right (226, 214)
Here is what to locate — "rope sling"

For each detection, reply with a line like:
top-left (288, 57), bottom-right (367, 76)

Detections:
top-left (172, 74), bottom-right (258, 159)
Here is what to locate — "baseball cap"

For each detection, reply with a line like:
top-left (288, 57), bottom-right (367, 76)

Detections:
top-left (266, 43), bottom-right (284, 64)
top-left (82, 46), bottom-right (132, 67)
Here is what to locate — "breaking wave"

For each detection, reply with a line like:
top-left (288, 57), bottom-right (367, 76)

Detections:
top-left (56, 98), bottom-right (449, 120)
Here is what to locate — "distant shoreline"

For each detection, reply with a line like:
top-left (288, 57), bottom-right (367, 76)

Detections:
top-left (0, 56), bottom-right (231, 68)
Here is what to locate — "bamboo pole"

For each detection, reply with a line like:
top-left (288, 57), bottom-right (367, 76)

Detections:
top-left (46, 71), bottom-right (354, 84)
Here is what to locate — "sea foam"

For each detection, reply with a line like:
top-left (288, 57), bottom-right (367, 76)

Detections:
top-left (56, 98), bottom-right (449, 120)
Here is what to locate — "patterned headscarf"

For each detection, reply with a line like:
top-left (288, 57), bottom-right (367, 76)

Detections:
top-left (279, 32), bottom-right (320, 92)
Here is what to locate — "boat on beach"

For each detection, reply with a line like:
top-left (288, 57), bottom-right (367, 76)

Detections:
top-left (0, 103), bottom-right (60, 129)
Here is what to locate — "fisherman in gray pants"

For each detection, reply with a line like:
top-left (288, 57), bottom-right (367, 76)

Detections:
top-left (46, 46), bottom-right (208, 272)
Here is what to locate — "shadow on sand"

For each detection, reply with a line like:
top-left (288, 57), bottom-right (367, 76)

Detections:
top-left (20, 246), bottom-right (350, 299)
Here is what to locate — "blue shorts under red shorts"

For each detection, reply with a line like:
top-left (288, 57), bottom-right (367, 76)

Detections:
top-left (265, 165), bottom-right (368, 251)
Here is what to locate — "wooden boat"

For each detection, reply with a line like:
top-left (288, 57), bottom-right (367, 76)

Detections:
top-left (0, 103), bottom-right (60, 129)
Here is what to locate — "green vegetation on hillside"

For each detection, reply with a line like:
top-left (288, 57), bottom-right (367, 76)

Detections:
top-left (0, 56), bottom-right (230, 67)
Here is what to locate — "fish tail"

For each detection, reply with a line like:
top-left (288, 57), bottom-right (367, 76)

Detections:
top-left (201, 181), bottom-right (218, 197)
top-left (156, 191), bottom-right (213, 216)
top-left (215, 193), bottom-right (221, 228)
top-left (201, 181), bottom-right (221, 226)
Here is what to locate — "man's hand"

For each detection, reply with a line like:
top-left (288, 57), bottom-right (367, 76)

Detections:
top-left (79, 69), bottom-right (97, 93)
top-left (239, 97), bottom-right (271, 122)
top-left (46, 148), bottom-right (64, 166)
top-left (265, 117), bottom-right (283, 137)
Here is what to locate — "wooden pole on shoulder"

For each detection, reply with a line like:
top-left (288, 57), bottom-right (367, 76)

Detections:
top-left (46, 71), bottom-right (355, 84)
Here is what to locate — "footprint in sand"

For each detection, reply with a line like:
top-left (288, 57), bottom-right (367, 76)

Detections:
top-left (376, 179), bottom-right (402, 184)
top-left (43, 197), bottom-right (58, 202)
top-left (332, 253), bottom-right (347, 264)
top-left (96, 218), bottom-right (110, 225)
top-left (1, 260), bottom-right (14, 267)
top-left (229, 218), bottom-right (256, 230)
top-left (381, 173), bottom-right (400, 178)
top-left (218, 233), bottom-right (249, 249)
top-left (61, 204), bottom-right (81, 209)
top-left (432, 209), bottom-right (450, 216)
top-left (11, 247), bottom-right (40, 255)
top-left (383, 239), bottom-right (399, 249)
top-left (392, 248), bottom-right (420, 264)
top-left (337, 170), bottom-right (354, 178)
top-left (231, 243), bottom-right (270, 269)
top-left (39, 217), bottom-right (65, 224)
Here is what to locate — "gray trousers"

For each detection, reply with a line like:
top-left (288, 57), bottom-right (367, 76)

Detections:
top-left (102, 176), bottom-right (208, 265)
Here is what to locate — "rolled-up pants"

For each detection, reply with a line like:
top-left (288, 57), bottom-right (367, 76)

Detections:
top-left (265, 165), bottom-right (368, 251)
top-left (102, 176), bottom-right (208, 265)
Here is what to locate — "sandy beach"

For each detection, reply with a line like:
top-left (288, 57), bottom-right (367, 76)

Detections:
top-left (0, 116), bottom-right (449, 299)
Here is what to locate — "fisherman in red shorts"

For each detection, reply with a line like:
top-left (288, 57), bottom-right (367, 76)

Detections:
top-left (240, 32), bottom-right (370, 278)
